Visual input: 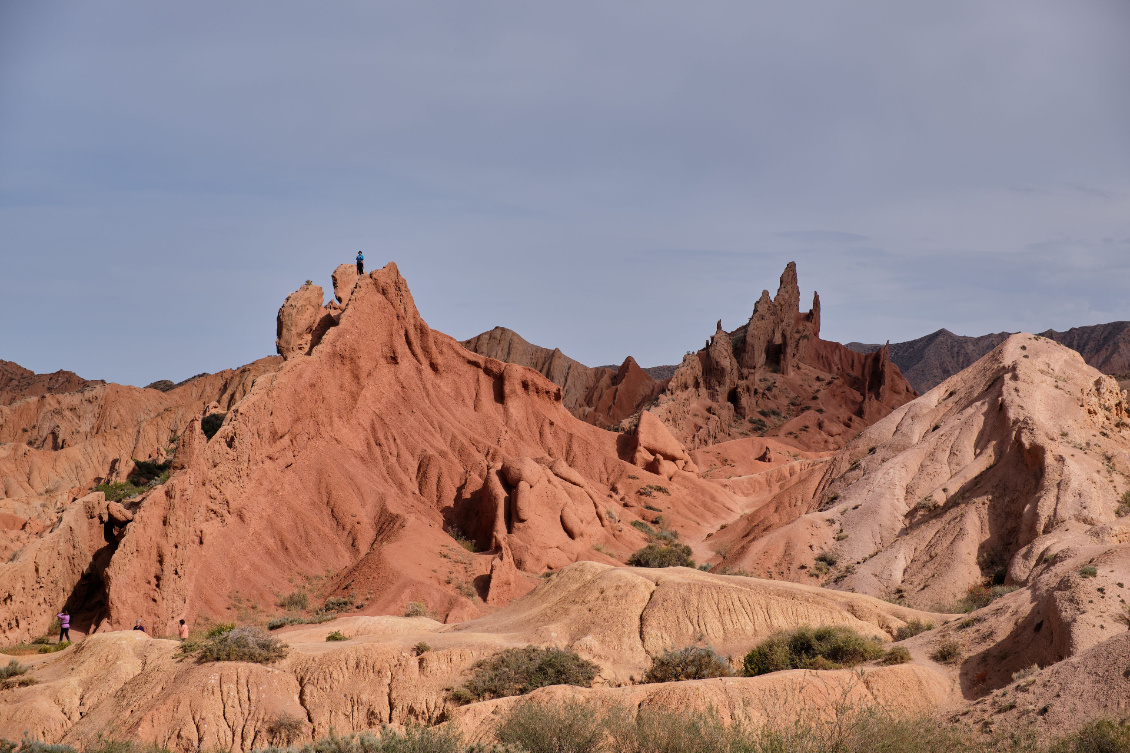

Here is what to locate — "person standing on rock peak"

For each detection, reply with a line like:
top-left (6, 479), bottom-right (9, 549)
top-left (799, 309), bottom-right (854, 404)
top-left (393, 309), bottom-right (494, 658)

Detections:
top-left (356, 250), bottom-right (364, 275)
top-left (57, 610), bottom-right (70, 643)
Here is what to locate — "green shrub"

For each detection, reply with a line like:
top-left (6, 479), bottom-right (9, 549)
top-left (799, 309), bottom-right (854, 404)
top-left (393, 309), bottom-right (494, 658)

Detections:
top-left (495, 700), bottom-right (607, 753)
top-left (452, 646), bottom-right (599, 704)
top-left (931, 637), bottom-right (963, 665)
top-left (627, 543), bottom-right (694, 569)
top-left (266, 614), bottom-right (335, 630)
top-left (742, 625), bottom-right (885, 676)
top-left (277, 590), bottom-right (309, 611)
top-left (404, 601), bottom-right (430, 618)
top-left (814, 550), bottom-right (839, 567)
top-left (94, 482), bottom-right (146, 502)
top-left (190, 626), bottom-right (288, 664)
top-left (1, 660), bottom-right (29, 680)
top-left (322, 595), bottom-right (355, 613)
top-left (206, 623), bottom-right (237, 638)
top-left (629, 520), bottom-right (655, 536)
top-left (894, 619), bottom-right (934, 641)
top-left (1048, 718), bottom-right (1130, 753)
top-left (1080, 566), bottom-right (1098, 578)
top-left (326, 631), bottom-right (348, 642)
top-left (264, 713), bottom-right (306, 747)
top-left (880, 646), bottom-right (911, 665)
top-left (0, 659), bottom-right (36, 690)
top-left (954, 584), bottom-right (1018, 612)
top-left (36, 642), bottom-right (70, 654)
top-left (643, 646), bottom-right (732, 683)
top-left (413, 642), bottom-right (431, 656)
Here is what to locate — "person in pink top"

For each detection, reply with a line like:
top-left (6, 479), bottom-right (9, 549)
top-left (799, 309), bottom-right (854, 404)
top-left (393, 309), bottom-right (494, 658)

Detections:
top-left (178, 619), bottom-right (189, 641)
top-left (57, 610), bottom-right (70, 643)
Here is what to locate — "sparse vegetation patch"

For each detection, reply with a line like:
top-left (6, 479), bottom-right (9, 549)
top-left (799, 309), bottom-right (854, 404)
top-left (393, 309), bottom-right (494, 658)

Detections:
top-left (451, 646), bottom-right (599, 704)
top-left (643, 646), bottom-right (733, 683)
top-left (742, 625), bottom-right (885, 676)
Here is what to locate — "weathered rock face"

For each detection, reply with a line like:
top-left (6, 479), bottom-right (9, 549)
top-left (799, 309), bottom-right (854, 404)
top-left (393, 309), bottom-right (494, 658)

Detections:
top-left (462, 327), bottom-right (665, 428)
top-left (63, 263), bottom-right (736, 638)
top-left (649, 262), bottom-right (916, 450)
top-left (275, 283), bottom-right (333, 360)
top-left (0, 360), bottom-right (100, 406)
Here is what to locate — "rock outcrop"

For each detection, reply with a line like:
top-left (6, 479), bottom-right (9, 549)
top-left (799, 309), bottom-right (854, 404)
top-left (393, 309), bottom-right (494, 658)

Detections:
top-left (849, 320), bottom-right (1130, 393)
top-left (648, 263), bottom-right (916, 450)
top-left (462, 327), bottom-right (665, 428)
top-left (13, 263), bottom-right (738, 639)
top-left (0, 360), bottom-right (100, 406)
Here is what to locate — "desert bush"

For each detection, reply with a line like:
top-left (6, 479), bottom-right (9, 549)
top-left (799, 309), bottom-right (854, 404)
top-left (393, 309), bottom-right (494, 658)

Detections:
top-left (814, 550), bottom-right (839, 567)
top-left (1048, 717), bottom-right (1130, 753)
top-left (1012, 664), bottom-right (1039, 683)
top-left (36, 642), bottom-right (70, 654)
top-left (413, 642), bottom-right (431, 656)
top-left (265, 714), bottom-right (306, 746)
top-left (190, 626), bottom-right (288, 664)
top-left (94, 482), bottom-right (146, 502)
top-left (643, 646), bottom-right (732, 683)
top-left (880, 646), bottom-right (912, 665)
top-left (931, 637), bottom-right (963, 665)
top-left (267, 614), bottom-right (335, 630)
top-left (627, 543), bottom-right (694, 569)
top-left (326, 631), bottom-right (348, 642)
top-left (629, 520), bottom-right (655, 536)
top-left (1080, 566), bottom-right (1098, 578)
top-left (405, 601), bottom-right (431, 618)
top-left (322, 595), bottom-right (355, 613)
top-left (954, 584), bottom-right (1018, 612)
top-left (894, 619), bottom-right (934, 641)
top-left (742, 625), bottom-right (885, 676)
top-left (0, 659), bottom-right (29, 680)
top-left (452, 646), bottom-right (599, 703)
top-left (206, 623), bottom-right (236, 638)
top-left (278, 590), bottom-right (309, 611)
top-left (495, 700), bottom-right (607, 753)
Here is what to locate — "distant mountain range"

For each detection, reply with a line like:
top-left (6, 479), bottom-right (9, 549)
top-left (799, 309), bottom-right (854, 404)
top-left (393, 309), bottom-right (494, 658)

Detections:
top-left (846, 321), bottom-right (1130, 393)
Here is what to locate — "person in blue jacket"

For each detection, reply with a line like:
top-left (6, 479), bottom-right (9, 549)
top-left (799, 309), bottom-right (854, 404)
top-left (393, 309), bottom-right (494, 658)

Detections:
top-left (356, 251), bottom-right (364, 275)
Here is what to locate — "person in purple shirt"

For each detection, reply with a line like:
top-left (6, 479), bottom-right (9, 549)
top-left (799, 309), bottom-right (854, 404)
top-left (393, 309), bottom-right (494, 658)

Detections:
top-left (57, 610), bottom-right (70, 642)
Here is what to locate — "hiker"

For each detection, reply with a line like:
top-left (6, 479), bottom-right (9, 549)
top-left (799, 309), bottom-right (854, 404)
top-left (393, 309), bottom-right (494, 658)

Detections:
top-left (57, 610), bottom-right (70, 643)
top-left (356, 251), bottom-right (364, 275)
top-left (178, 618), bottom-right (189, 641)
top-left (133, 619), bottom-right (145, 634)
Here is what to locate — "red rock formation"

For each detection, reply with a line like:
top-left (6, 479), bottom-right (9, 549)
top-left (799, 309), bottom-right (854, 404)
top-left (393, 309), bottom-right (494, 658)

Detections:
top-left (462, 328), bottom-right (665, 428)
top-left (0, 360), bottom-right (100, 406)
top-left (650, 263), bottom-right (916, 450)
top-left (56, 264), bottom-right (736, 638)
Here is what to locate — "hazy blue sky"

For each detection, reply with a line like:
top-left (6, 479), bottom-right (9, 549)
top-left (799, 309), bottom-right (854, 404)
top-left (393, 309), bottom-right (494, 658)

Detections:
top-left (2, 1), bottom-right (1128, 385)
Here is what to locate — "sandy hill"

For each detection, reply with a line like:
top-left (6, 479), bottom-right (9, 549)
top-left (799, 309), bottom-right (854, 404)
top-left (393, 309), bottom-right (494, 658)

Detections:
top-left (0, 562), bottom-right (949, 750)
top-left (849, 320), bottom-right (1130, 393)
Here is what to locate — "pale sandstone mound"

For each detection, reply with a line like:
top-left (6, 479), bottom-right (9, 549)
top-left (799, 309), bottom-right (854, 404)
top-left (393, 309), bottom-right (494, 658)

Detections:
top-left (648, 262), bottom-right (916, 451)
top-left (462, 327), bottom-right (665, 428)
top-left (82, 263), bottom-right (739, 638)
top-left (447, 665), bottom-right (952, 744)
top-left (724, 334), bottom-right (1130, 692)
top-left (0, 562), bottom-right (949, 750)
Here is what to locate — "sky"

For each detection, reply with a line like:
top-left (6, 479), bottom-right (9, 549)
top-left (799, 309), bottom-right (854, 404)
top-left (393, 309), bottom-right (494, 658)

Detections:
top-left (1, 1), bottom-right (1128, 386)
